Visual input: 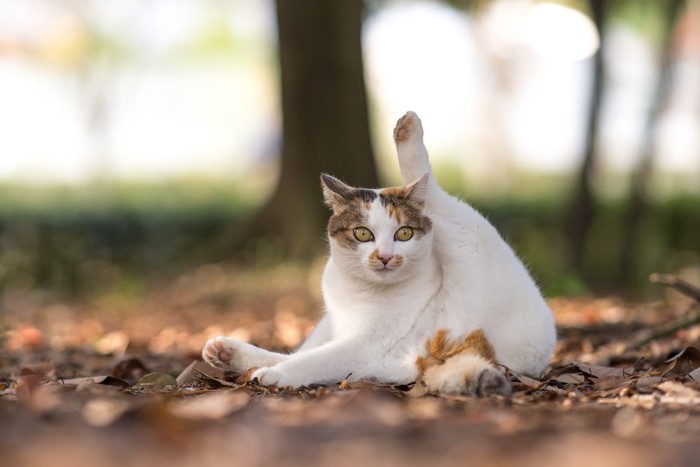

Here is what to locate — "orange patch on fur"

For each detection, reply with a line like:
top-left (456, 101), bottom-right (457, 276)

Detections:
top-left (384, 204), bottom-right (403, 222)
top-left (415, 329), bottom-right (496, 376)
top-left (380, 187), bottom-right (408, 197)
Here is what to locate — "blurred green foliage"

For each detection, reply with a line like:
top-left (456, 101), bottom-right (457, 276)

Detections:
top-left (0, 178), bottom-right (697, 299)
top-left (0, 180), bottom-right (254, 297)
top-left (474, 195), bottom-right (699, 297)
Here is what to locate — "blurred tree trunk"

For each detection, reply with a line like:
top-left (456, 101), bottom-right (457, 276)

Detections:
top-left (237, 0), bottom-right (379, 260)
top-left (564, 0), bottom-right (608, 276)
top-left (617, 0), bottom-right (685, 287)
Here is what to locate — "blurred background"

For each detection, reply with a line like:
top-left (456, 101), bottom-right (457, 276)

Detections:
top-left (0, 0), bottom-right (699, 300)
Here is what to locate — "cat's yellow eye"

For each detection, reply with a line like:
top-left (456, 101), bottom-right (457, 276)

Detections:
top-left (395, 226), bottom-right (414, 241)
top-left (353, 227), bottom-right (374, 242)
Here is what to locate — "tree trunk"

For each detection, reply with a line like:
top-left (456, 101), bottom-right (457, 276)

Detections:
top-left (237, 0), bottom-right (379, 260)
top-left (564, 0), bottom-right (608, 276)
top-left (617, 0), bottom-right (685, 287)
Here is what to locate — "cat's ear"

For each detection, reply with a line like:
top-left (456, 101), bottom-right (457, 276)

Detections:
top-left (321, 174), bottom-right (353, 212)
top-left (405, 172), bottom-right (430, 209)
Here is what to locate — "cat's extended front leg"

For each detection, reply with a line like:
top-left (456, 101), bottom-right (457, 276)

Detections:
top-left (252, 339), bottom-right (369, 388)
top-left (296, 315), bottom-right (332, 352)
top-left (202, 336), bottom-right (290, 372)
top-left (394, 111), bottom-right (433, 185)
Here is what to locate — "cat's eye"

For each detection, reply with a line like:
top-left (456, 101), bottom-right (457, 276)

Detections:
top-left (395, 226), bottom-right (414, 241)
top-left (353, 227), bottom-right (374, 242)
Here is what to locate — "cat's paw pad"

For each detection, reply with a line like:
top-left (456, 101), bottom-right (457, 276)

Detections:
top-left (202, 336), bottom-right (237, 368)
top-left (393, 111), bottom-right (424, 145)
top-left (469, 367), bottom-right (512, 397)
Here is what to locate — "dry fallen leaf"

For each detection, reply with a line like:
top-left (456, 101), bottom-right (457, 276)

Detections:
top-left (110, 357), bottom-right (150, 384)
top-left (659, 346), bottom-right (700, 377)
top-left (61, 376), bottom-right (130, 388)
top-left (657, 381), bottom-right (700, 405)
top-left (168, 391), bottom-right (250, 420)
top-left (82, 398), bottom-right (133, 427)
top-left (135, 372), bottom-right (177, 388)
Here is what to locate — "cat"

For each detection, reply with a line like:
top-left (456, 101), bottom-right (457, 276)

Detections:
top-left (202, 111), bottom-right (556, 396)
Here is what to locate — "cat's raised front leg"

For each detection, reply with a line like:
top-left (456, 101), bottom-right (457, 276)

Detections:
top-left (202, 336), bottom-right (290, 372)
top-left (394, 111), bottom-right (433, 185)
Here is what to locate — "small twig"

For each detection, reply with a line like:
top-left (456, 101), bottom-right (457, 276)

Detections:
top-left (626, 303), bottom-right (700, 351)
top-left (626, 274), bottom-right (700, 351)
top-left (650, 273), bottom-right (700, 302)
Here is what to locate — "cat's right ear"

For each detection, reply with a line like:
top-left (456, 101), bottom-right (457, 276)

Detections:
top-left (405, 172), bottom-right (430, 209)
top-left (321, 174), bottom-right (353, 213)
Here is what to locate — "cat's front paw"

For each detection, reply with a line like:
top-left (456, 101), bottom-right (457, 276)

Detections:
top-left (202, 336), bottom-right (241, 370)
top-left (252, 366), bottom-right (298, 388)
top-left (393, 111), bottom-right (424, 145)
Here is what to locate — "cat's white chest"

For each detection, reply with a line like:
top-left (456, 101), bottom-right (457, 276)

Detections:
top-left (321, 258), bottom-right (440, 341)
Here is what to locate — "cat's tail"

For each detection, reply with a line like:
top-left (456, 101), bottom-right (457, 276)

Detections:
top-left (411, 329), bottom-right (512, 397)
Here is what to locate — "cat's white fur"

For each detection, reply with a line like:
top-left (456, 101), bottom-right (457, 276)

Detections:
top-left (203, 112), bottom-right (556, 394)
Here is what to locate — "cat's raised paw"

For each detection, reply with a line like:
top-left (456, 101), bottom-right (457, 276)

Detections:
top-left (202, 336), bottom-right (236, 369)
top-left (393, 111), bottom-right (424, 145)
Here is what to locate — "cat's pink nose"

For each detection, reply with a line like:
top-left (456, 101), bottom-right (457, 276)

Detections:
top-left (377, 254), bottom-right (393, 265)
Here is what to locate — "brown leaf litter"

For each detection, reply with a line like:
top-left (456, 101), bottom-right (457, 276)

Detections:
top-left (1, 269), bottom-right (700, 466)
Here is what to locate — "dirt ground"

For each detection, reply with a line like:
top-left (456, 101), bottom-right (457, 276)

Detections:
top-left (2, 264), bottom-right (699, 467)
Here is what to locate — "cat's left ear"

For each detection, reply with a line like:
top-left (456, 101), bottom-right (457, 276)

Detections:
top-left (405, 173), bottom-right (430, 209)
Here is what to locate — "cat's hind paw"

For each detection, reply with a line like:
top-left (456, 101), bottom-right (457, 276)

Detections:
top-left (422, 353), bottom-right (512, 397)
top-left (393, 111), bottom-right (424, 145)
top-left (468, 366), bottom-right (512, 397)
top-left (202, 336), bottom-right (238, 369)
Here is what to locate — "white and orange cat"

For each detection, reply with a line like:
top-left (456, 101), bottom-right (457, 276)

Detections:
top-left (203, 112), bottom-right (556, 396)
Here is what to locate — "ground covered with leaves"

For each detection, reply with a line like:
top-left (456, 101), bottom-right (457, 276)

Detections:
top-left (2, 264), bottom-right (700, 466)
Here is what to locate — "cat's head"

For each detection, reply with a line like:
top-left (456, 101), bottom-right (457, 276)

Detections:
top-left (321, 173), bottom-right (433, 284)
